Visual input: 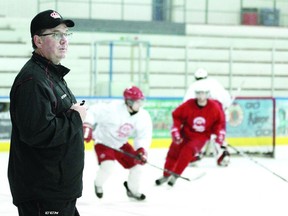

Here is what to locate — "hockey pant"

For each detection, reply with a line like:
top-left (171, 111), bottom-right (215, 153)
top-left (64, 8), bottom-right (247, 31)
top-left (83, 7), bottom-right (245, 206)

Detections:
top-left (94, 143), bottom-right (144, 195)
top-left (163, 139), bottom-right (207, 177)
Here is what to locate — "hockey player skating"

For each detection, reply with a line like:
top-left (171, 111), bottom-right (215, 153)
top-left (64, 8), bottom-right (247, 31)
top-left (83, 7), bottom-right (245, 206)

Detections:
top-left (184, 68), bottom-right (232, 163)
top-left (83, 86), bottom-right (152, 200)
top-left (155, 81), bottom-right (230, 187)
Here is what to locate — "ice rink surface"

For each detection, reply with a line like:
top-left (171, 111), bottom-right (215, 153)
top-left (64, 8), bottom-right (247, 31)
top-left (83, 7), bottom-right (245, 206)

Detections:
top-left (1, 146), bottom-right (288, 216)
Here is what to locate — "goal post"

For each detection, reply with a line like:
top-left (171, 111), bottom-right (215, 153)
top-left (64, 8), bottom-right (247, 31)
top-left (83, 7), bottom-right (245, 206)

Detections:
top-left (227, 97), bottom-right (276, 157)
top-left (91, 39), bottom-right (150, 97)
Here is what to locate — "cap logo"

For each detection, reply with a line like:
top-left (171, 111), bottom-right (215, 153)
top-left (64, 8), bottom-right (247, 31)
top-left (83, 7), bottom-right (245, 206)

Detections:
top-left (50, 11), bottom-right (61, 19)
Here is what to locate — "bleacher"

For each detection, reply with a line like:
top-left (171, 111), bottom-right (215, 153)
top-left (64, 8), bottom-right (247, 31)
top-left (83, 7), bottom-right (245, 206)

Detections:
top-left (1, 16), bottom-right (288, 98)
top-left (185, 24), bottom-right (288, 97)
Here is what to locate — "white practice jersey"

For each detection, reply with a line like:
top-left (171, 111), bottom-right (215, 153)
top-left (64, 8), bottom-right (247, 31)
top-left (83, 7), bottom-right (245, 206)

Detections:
top-left (85, 100), bottom-right (153, 150)
top-left (183, 78), bottom-right (232, 109)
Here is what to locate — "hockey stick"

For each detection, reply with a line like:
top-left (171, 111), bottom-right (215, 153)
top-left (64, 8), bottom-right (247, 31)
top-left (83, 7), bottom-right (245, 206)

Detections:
top-left (146, 161), bottom-right (195, 182)
top-left (228, 144), bottom-right (288, 183)
top-left (108, 146), bottom-right (191, 181)
top-left (230, 79), bottom-right (246, 105)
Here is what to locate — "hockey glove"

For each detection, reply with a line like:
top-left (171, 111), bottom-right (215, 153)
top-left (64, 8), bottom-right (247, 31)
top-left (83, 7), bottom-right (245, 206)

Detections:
top-left (217, 146), bottom-right (230, 167)
top-left (134, 148), bottom-right (147, 165)
top-left (171, 127), bottom-right (183, 144)
top-left (83, 123), bottom-right (93, 142)
top-left (215, 130), bottom-right (226, 145)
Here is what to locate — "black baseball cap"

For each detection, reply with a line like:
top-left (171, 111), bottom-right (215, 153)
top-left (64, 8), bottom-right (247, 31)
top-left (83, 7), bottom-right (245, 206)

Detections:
top-left (30, 10), bottom-right (74, 37)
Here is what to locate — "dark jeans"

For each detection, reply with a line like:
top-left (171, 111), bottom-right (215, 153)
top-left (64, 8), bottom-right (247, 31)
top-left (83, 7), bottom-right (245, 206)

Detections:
top-left (17, 199), bottom-right (80, 216)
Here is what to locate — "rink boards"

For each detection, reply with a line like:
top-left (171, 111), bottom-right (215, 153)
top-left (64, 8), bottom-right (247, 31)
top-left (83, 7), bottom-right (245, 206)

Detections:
top-left (1, 97), bottom-right (288, 152)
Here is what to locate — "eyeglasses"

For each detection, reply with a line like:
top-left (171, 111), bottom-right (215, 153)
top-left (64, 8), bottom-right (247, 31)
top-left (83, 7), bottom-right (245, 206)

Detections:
top-left (39, 32), bottom-right (73, 41)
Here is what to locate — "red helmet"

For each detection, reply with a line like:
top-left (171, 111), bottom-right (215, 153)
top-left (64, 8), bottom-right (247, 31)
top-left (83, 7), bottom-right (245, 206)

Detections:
top-left (123, 86), bottom-right (145, 100)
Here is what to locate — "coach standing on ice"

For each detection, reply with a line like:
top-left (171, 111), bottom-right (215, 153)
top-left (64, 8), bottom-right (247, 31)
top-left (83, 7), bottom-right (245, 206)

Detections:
top-left (8, 10), bottom-right (87, 216)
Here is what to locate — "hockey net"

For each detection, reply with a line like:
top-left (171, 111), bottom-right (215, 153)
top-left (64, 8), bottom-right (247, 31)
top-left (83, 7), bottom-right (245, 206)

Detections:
top-left (227, 97), bottom-right (275, 157)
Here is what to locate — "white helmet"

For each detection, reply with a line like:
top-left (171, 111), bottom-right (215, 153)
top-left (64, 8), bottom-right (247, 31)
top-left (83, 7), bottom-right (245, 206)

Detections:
top-left (194, 68), bottom-right (208, 80)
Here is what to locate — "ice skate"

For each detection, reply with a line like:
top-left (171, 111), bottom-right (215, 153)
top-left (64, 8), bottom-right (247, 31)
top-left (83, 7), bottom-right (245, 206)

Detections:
top-left (94, 185), bottom-right (103, 198)
top-left (123, 181), bottom-right (146, 201)
top-left (167, 175), bottom-right (178, 186)
top-left (155, 176), bottom-right (169, 185)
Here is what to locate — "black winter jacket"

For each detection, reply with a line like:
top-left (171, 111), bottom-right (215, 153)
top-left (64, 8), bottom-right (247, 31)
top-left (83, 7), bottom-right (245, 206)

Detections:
top-left (8, 52), bottom-right (84, 205)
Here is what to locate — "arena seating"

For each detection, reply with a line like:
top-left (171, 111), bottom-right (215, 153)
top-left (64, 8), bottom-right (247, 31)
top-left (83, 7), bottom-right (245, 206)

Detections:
top-left (1, 17), bottom-right (288, 97)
